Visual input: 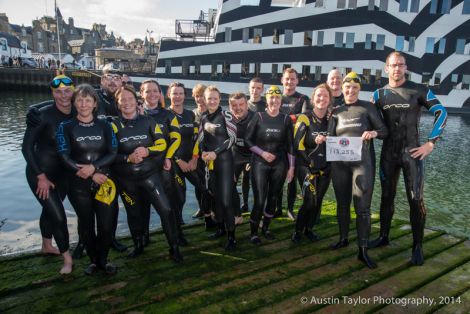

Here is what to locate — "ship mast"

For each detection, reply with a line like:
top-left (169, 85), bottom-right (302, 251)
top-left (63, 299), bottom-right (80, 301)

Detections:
top-left (55, 0), bottom-right (61, 65)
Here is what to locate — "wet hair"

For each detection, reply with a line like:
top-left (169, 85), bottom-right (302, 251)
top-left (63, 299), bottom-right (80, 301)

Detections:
top-left (229, 92), bottom-right (247, 103)
top-left (282, 67), bottom-right (298, 76)
top-left (386, 51), bottom-right (406, 65)
top-left (114, 85), bottom-right (138, 107)
top-left (192, 83), bottom-right (207, 97)
top-left (72, 84), bottom-right (99, 111)
top-left (311, 83), bottom-right (333, 107)
top-left (250, 77), bottom-right (264, 85)
top-left (204, 85), bottom-right (221, 97)
top-left (167, 81), bottom-right (186, 97)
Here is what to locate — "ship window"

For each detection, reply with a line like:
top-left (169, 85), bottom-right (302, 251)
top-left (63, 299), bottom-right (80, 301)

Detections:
top-left (363, 69), bottom-right (371, 84)
top-left (223, 62), bottom-right (230, 77)
top-left (410, 0), bottom-right (420, 12)
top-left (304, 31), bottom-right (312, 46)
top-left (273, 29), bottom-right (280, 44)
top-left (399, 0), bottom-right (408, 12)
top-left (317, 31), bottom-right (324, 46)
top-left (315, 0), bottom-right (324, 7)
top-left (195, 61), bottom-right (201, 75)
top-left (345, 67), bottom-right (352, 75)
top-left (430, 0), bottom-right (451, 14)
top-left (272, 64), bottom-right (279, 79)
top-left (271, 0), bottom-right (306, 7)
top-left (422, 72), bottom-right (431, 85)
top-left (396, 36), bottom-right (405, 51)
top-left (254, 63), bottom-right (261, 76)
top-left (240, 0), bottom-right (260, 5)
top-left (337, 0), bottom-right (346, 8)
top-left (348, 0), bottom-right (357, 9)
top-left (464, 0), bottom-right (470, 14)
top-left (365, 33), bottom-right (373, 50)
top-left (253, 28), bottom-right (262, 44)
top-left (334, 32), bottom-right (344, 48)
top-left (426, 37), bottom-right (435, 53)
top-left (368, 0), bottom-right (375, 10)
top-left (165, 60), bottom-right (171, 74)
top-left (455, 39), bottom-right (465, 54)
top-left (225, 27), bottom-right (232, 42)
top-left (283, 64), bottom-right (291, 72)
top-left (375, 69), bottom-right (382, 85)
top-left (408, 36), bottom-right (416, 52)
top-left (379, 0), bottom-right (388, 11)
top-left (314, 66), bottom-right (322, 81)
top-left (242, 28), bottom-right (249, 43)
top-left (376, 34), bottom-right (385, 50)
top-left (434, 73), bottom-right (441, 85)
top-left (182, 61), bottom-right (189, 76)
top-left (345, 32), bottom-right (355, 48)
top-left (441, 0), bottom-right (451, 14)
top-left (211, 63), bottom-right (217, 77)
top-left (451, 73), bottom-right (458, 84)
top-left (284, 29), bottom-right (293, 45)
top-left (462, 75), bottom-right (470, 89)
top-left (438, 38), bottom-right (446, 54)
top-left (241, 62), bottom-right (249, 77)
top-left (301, 65), bottom-right (311, 80)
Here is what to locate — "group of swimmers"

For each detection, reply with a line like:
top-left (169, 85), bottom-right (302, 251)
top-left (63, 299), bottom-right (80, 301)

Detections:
top-left (22, 51), bottom-right (447, 275)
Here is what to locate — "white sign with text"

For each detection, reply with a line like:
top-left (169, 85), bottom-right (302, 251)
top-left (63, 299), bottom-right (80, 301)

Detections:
top-left (326, 136), bottom-right (362, 161)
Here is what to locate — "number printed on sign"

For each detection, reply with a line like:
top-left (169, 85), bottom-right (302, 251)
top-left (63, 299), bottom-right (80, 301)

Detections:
top-left (326, 137), bottom-right (362, 162)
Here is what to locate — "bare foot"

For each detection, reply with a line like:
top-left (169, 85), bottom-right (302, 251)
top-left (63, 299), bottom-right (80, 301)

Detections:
top-left (42, 239), bottom-right (60, 255)
top-left (60, 252), bottom-right (73, 274)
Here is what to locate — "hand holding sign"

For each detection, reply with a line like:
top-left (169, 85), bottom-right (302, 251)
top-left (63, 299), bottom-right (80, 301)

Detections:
top-left (326, 137), bottom-right (363, 162)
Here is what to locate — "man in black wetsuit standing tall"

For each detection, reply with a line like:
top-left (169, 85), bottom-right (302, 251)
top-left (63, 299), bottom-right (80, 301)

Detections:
top-left (370, 51), bottom-right (448, 266)
top-left (327, 69), bottom-right (344, 109)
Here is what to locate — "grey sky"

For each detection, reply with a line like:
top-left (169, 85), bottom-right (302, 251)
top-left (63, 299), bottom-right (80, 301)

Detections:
top-left (0, 0), bottom-right (219, 41)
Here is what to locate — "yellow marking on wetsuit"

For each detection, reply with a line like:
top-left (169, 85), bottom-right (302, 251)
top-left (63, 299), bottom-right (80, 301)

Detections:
top-left (148, 138), bottom-right (167, 152)
top-left (111, 122), bottom-right (118, 134)
top-left (94, 178), bottom-right (117, 205)
top-left (154, 123), bottom-right (163, 135)
top-left (121, 191), bottom-right (135, 206)
top-left (295, 114), bottom-right (310, 151)
top-left (192, 126), bottom-right (200, 156)
top-left (175, 174), bottom-right (184, 186)
top-left (166, 130), bottom-right (181, 159)
top-left (208, 160), bottom-right (214, 170)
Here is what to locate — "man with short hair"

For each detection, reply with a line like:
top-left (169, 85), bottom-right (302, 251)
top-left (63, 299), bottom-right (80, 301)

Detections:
top-left (327, 69), bottom-right (344, 109)
top-left (96, 69), bottom-right (122, 119)
top-left (370, 51), bottom-right (448, 266)
top-left (248, 77), bottom-right (266, 112)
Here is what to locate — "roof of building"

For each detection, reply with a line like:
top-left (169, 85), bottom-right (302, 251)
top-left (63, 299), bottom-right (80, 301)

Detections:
top-left (0, 31), bottom-right (21, 48)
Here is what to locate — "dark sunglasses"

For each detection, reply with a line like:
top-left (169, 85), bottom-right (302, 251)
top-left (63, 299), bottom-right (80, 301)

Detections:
top-left (50, 77), bottom-right (73, 88)
top-left (266, 89), bottom-right (282, 95)
top-left (343, 77), bottom-right (361, 84)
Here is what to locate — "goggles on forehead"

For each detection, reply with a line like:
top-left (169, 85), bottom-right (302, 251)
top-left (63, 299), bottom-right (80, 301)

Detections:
top-left (343, 77), bottom-right (361, 84)
top-left (265, 87), bottom-right (282, 96)
top-left (50, 76), bottom-right (74, 89)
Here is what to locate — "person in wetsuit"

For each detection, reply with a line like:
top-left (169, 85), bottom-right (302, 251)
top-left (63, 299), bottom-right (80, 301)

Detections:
top-left (22, 75), bottom-right (75, 274)
top-left (248, 77), bottom-right (266, 113)
top-left (327, 69), bottom-right (344, 110)
top-left (245, 85), bottom-right (295, 245)
top-left (140, 79), bottom-right (183, 246)
top-left (276, 68), bottom-right (311, 220)
top-left (192, 83), bottom-right (208, 127)
top-left (199, 85), bottom-right (238, 250)
top-left (328, 72), bottom-right (388, 269)
top-left (370, 51), bottom-right (448, 266)
top-left (229, 92), bottom-right (255, 220)
top-left (291, 83), bottom-right (332, 243)
top-left (56, 84), bottom-right (118, 275)
top-left (111, 86), bottom-right (182, 262)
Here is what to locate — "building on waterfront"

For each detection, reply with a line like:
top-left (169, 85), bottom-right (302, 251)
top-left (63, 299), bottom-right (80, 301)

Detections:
top-left (0, 31), bottom-right (32, 64)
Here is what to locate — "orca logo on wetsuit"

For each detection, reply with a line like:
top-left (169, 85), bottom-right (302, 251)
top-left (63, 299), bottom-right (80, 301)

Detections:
top-left (383, 104), bottom-right (410, 110)
top-left (311, 131), bottom-right (328, 137)
top-left (120, 135), bottom-right (148, 142)
top-left (204, 122), bottom-right (221, 134)
top-left (179, 123), bottom-right (194, 128)
top-left (76, 136), bottom-right (102, 141)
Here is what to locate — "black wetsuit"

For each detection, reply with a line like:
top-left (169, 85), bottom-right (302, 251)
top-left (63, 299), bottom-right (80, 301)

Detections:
top-left (372, 81), bottom-right (447, 255)
top-left (248, 98), bottom-right (266, 113)
top-left (232, 110), bottom-right (255, 215)
top-left (278, 91), bottom-right (311, 215)
top-left (56, 117), bottom-right (117, 266)
top-left (111, 114), bottom-right (179, 249)
top-left (22, 102), bottom-right (72, 253)
top-left (198, 107), bottom-right (237, 232)
top-left (245, 111), bottom-right (294, 235)
top-left (193, 107), bottom-right (205, 126)
top-left (328, 100), bottom-right (388, 247)
top-left (96, 89), bottom-right (119, 119)
top-left (293, 112), bottom-right (331, 235)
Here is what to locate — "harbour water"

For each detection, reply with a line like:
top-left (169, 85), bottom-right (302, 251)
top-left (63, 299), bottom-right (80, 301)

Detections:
top-left (0, 91), bottom-right (469, 255)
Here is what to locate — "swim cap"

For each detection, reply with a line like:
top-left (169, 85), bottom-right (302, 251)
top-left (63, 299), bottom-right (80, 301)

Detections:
top-left (342, 72), bottom-right (361, 86)
top-left (265, 85), bottom-right (282, 98)
top-left (50, 75), bottom-right (75, 91)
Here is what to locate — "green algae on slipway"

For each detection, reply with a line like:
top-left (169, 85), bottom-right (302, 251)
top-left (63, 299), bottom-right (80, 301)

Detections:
top-left (0, 202), bottom-right (469, 313)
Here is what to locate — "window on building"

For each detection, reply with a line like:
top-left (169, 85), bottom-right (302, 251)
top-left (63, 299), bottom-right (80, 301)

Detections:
top-left (422, 72), bottom-right (431, 85)
top-left (430, 0), bottom-right (438, 13)
top-left (379, 0), bottom-right (388, 11)
top-left (315, 0), bottom-right (324, 7)
top-left (462, 75), bottom-right (470, 89)
top-left (225, 27), bottom-right (232, 42)
top-left (345, 67), bottom-right (352, 75)
top-left (365, 33), bottom-right (373, 50)
top-left (37, 31), bottom-right (42, 39)
top-left (70, 29), bottom-right (73, 35)
top-left (337, 0), bottom-right (346, 8)
top-left (271, 0), bottom-right (306, 7)
top-left (399, 0), bottom-right (408, 12)
top-left (254, 28), bottom-right (262, 43)
top-left (22, 29), bottom-right (26, 36)
top-left (368, 0), bottom-right (376, 10)
top-left (375, 69), bottom-right (382, 85)
top-left (430, 0), bottom-right (451, 14)
top-left (240, 0), bottom-right (260, 5)
top-left (0, 39), bottom-right (7, 51)
top-left (455, 39), bottom-right (466, 54)
top-left (314, 66), bottom-right (322, 81)
top-left (376, 34), bottom-right (385, 50)
top-left (396, 36), bottom-right (405, 51)
top-left (317, 31), bottom-right (324, 46)
top-left (408, 36), bottom-right (416, 52)
top-left (363, 69), bottom-right (371, 84)
top-left (211, 63), bottom-right (218, 77)
top-left (272, 64), bottom-right (279, 79)
top-left (182, 61), bottom-right (189, 76)
top-left (195, 60), bottom-right (201, 75)
top-left (283, 64), bottom-right (291, 72)
top-left (345, 32), bottom-right (355, 48)
top-left (304, 31), bottom-right (312, 46)
top-left (165, 60), bottom-right (171, 74)
top-left (273, 29), bottom-right (280, 44)
top-left (438, 38), bottom-right (446, 54)
top-left (223, 62), bottom-right (230, 77)
top-left (284, 29), bottom-right (293, 45)
top-left (434, 73), bottom-right (442, 85)
top-left (242, 62), bottom-right (249, 77)
top-left (348, 0), bottom-right (358, 8)
top-left (335, 32), bottom-right (344, 48)
top-left (301, 65), bottom-right (311, 80)
top-left (242, 28), bottom-right (249, 43)
top-left (426, 37), bottom-right (435, 53)
top-left (410, 0), bottom-right (420, 12)
top-left (254, 63), bottom-right (261, 76)
top-left (451, 73), bottom-right (458, 83)
top-left (38, 42), bottom-right (44, 53)
top-left (441, 0), bottom-right (451, 14)
top-left (464, 0), bottom-right (470, 14)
